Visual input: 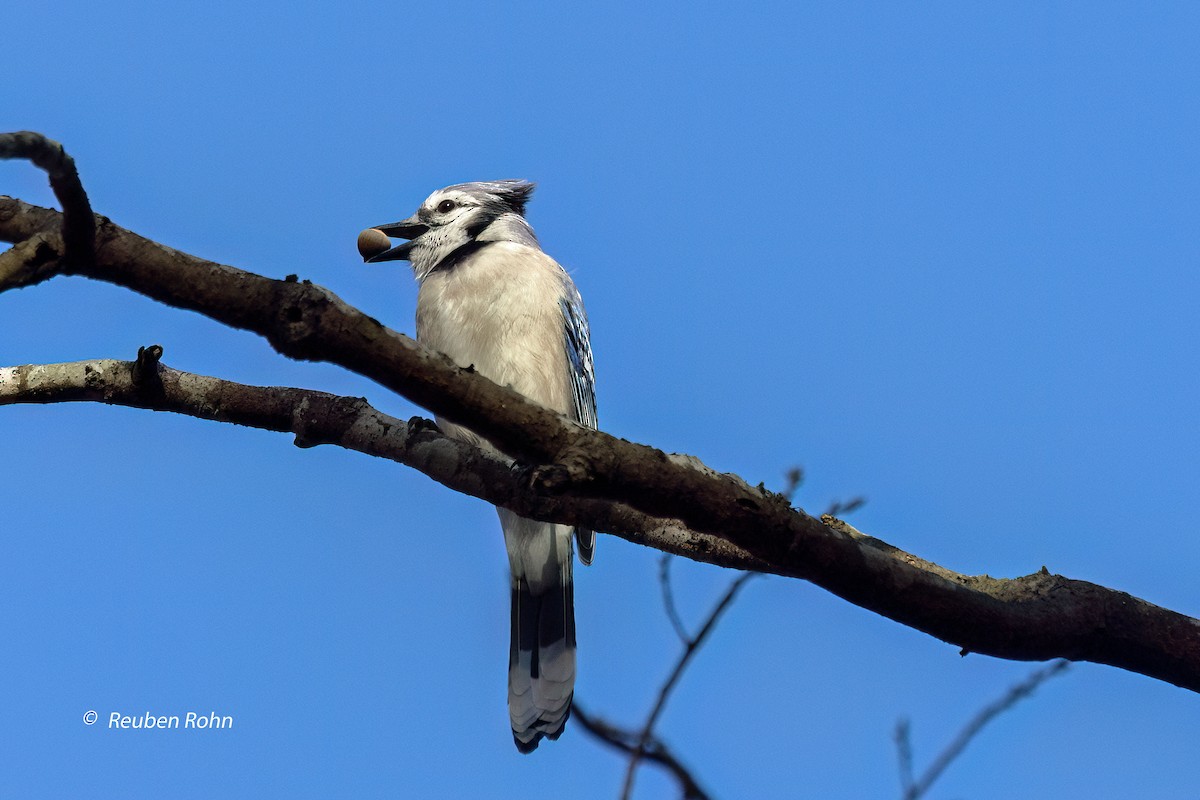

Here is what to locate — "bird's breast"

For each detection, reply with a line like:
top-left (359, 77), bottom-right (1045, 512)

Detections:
top-left (416, 243), bottom-right (572, 416)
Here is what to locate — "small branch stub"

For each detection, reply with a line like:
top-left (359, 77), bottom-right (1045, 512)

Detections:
top-left (133, 344), bottom-right (165, 396)
top-left (136, 344), bottom-right (164, 368)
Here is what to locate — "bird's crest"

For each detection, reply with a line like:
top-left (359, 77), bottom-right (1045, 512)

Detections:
top-left (447, 179), bottom-right (536, 217)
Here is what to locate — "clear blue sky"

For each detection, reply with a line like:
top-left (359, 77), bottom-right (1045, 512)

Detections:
top-left (4, 2), bottom-right (1199, 797)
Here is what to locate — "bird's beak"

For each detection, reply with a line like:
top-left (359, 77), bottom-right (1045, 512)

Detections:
top-left (363, 215), bottom-right (430, 263)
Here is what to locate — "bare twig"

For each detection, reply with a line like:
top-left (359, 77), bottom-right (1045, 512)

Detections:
top-left (573, 704), bottom-right (712, 800)
top-left (626, 473), bottom-right (865, 797)
top-left (622, 571), bottom-right (756, 799)
top-left (894, 717), bottom-right (915, 797)
top-left (659, 466), bottom-right (809, 651)
top-left (896, 660), bottom-right (1071, 799)
top-left (825, 496), bottom-right (866, 517)
top-left (781, 466), bottom-right (804, 503)
top-left (659, 555), bottom-right (691, 644)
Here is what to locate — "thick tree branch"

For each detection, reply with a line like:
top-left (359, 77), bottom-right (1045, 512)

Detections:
top-left (4, 192), bottom-right (1200, 694)
top-left (0, 198), bottom-right (784, 547)
top-left (0, 132), bottom-right (94, 270)
top-left (0, 354), bottom-right (758, 569)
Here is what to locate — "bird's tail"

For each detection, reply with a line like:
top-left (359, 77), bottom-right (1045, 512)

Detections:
top-left (501, 513), bottom-right (576, 753)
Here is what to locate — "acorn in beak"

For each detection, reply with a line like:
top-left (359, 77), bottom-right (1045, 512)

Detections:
top-left (358, 216), bottom-right (430, 262)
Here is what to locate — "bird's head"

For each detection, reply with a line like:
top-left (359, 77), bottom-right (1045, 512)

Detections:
top-left (360, 180), bottom-right (538, 279)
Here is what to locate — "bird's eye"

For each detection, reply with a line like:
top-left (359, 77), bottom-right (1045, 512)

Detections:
top-left (437, 199), bottom-right (456, 214)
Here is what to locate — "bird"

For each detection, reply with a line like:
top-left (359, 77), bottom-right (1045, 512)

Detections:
top-left (359, 180), bottom-right (596, 753)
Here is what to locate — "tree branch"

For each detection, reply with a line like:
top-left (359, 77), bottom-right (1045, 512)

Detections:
top-left (4, 189), bottom-right (1200, 694)
top-left (896, 660), bottom-right (1071, 799)
top-left (0, 132), bottom-right (94, 270)
top-left (659, 555), bottom-right (692, 645)
top-left (622, 571), bottom-right (755, 799)
top-left (572, 704), bottom-right (712, 800)
top-left (0, 352), bottom-right (760, 569)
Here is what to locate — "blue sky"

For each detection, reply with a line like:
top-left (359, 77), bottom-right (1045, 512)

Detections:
top-left (4, 2), bottom-right (1200, 797)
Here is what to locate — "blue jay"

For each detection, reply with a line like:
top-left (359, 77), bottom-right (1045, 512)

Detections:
top-left (361, 180), bottom-right (597, 752)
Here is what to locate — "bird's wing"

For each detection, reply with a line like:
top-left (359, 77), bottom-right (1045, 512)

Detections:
top-left (560, 279), bottom-right (598, 565)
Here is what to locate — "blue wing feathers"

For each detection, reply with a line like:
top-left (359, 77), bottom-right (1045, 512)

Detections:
top-left (560, 282), bottom-right (598, 564)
